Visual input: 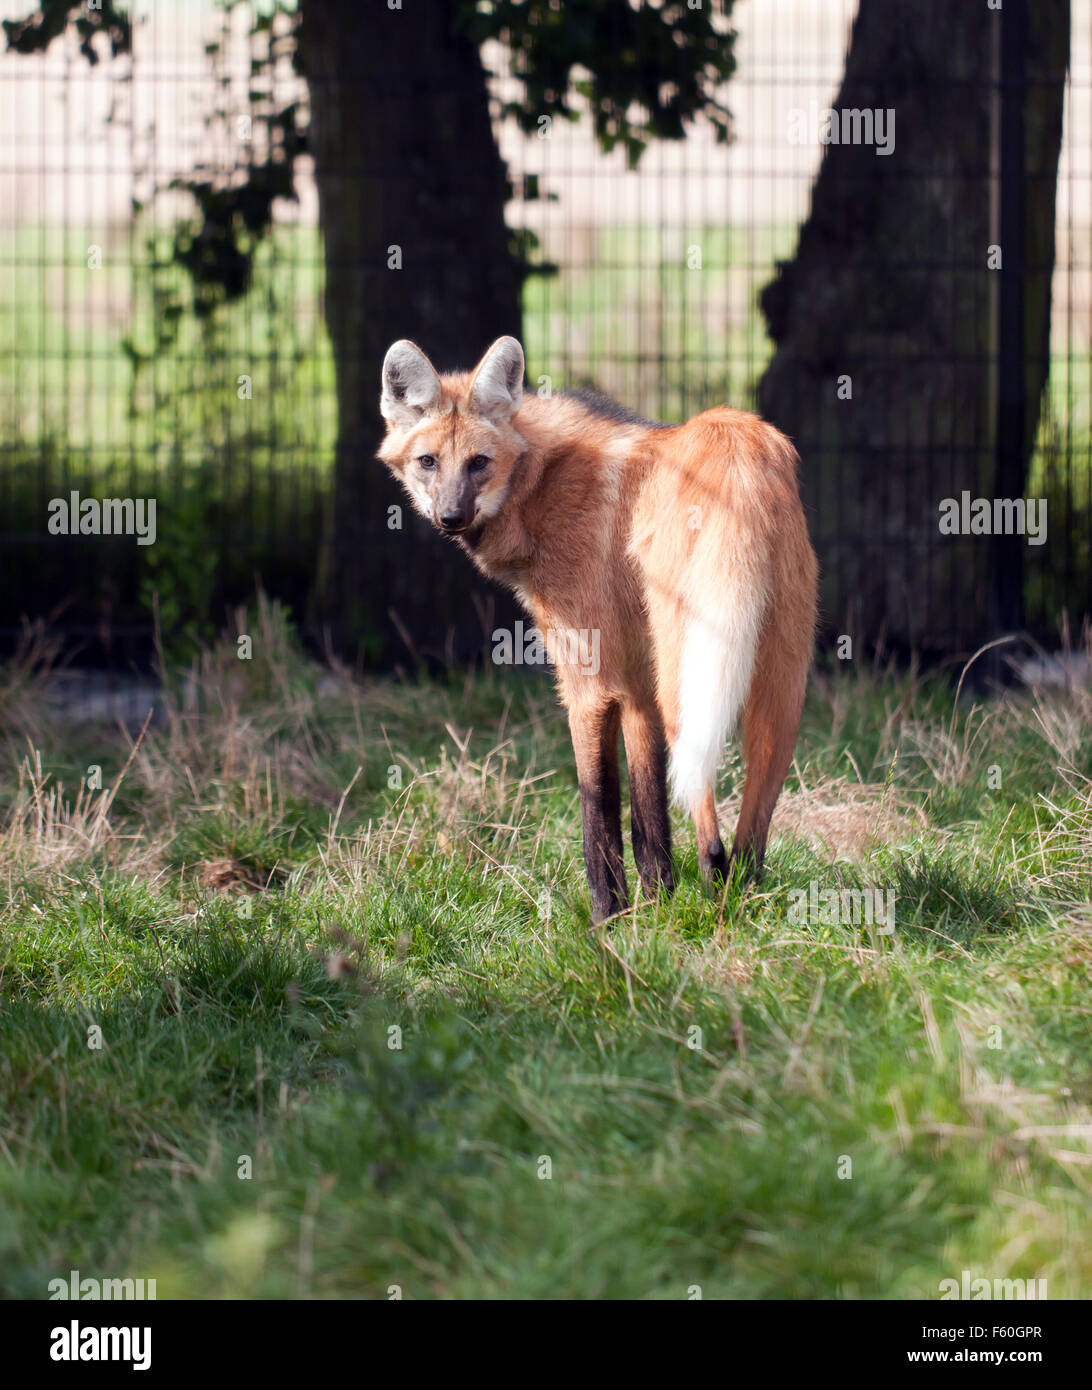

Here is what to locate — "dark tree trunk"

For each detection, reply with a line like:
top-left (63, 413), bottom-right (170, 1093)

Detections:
top-left (298, 0), bottom-right (523, 662)
top-left (756, 0), bottom-right (1068, 659)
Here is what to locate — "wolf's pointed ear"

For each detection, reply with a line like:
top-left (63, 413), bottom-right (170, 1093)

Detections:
top-left (469, 336), bottom-right (525, 423)
top-left (381, 340), bottom-right (443, 428)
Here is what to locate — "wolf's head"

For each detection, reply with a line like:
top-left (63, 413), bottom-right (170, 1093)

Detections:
top-left (377, 336), bottom-right (526, 535)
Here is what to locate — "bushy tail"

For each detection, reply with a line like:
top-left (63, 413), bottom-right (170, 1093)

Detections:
top-left (635, 411), bottom-right (792, 814)
top-left (668, 558), bottom-right (767, 812)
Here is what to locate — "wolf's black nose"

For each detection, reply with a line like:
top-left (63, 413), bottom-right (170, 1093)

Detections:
top-left (439, 512), bottom-right (464, 531)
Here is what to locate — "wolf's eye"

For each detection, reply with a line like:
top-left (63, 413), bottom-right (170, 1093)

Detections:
top-left (467, 455), bottom-right (490, 472)
top-left (417, 455), bottom-right (436, 469)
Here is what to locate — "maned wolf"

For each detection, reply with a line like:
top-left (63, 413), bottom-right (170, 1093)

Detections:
top-left (378, 336), bottom-right (818, 922)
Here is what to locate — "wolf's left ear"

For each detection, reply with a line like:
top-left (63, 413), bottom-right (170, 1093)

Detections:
top-left (381, 340), bottom-right (443, 429)
top-left (469, 336), bottom-right (525, 422)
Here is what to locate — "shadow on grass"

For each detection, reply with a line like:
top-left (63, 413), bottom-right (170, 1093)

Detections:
top-left (883, 849), bottom-right (1039, 946)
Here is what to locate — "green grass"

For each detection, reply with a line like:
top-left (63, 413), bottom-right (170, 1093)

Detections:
top-left (0, 600), bottom-right (1090, 1299)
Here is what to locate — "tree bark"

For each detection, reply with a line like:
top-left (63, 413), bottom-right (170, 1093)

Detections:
top-left (756, 0), bottom-right (1068, 659)
top-left (299, 0), bottom-right (523, 662)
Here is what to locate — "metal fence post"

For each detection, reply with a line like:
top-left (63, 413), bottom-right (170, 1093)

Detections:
top-left (994, 0), bottom-right (1029, 668)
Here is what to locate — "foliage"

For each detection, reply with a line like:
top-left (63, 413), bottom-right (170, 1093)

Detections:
top-left (139, 490), bottom-right (220, 664)
top-left (471, 0), bottom-right (736, 168)
top-left (4, 0), bottom-right (737, 315)
top-left (2, 0), bottom-right (130, 64)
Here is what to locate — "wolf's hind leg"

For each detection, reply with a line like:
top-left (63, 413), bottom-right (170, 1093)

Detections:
top-left (730, 630), bottom-right (809, 875)
top-left (692, 787), bottom-right (728, 885)
top-left (569, 698), bottom-right (628, 922)
top-left (621, 698), bottom-right (674, 899)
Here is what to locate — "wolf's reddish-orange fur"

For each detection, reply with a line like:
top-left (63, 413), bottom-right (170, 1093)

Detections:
top-left (378, 336), bottom-right (818, 921)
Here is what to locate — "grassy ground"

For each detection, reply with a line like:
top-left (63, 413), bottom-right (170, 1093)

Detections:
top-left (0, 600), bottom-right (1090, 1299)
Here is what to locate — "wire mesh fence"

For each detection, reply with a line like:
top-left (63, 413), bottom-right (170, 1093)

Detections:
top-left (0, 0), bottom-right (1088, 680)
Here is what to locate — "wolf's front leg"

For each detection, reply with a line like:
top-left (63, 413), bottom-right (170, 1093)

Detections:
top-left (621, 699), bottom-right (674, 899)
top-left (568, 698), bottom-right (628, 922)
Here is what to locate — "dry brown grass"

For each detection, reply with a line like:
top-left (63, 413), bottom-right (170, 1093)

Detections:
top-left (714, 774), bottom-right (928, 861)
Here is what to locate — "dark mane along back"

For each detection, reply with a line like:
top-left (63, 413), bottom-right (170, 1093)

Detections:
top-left (560, 388), bottom-right (671, 430)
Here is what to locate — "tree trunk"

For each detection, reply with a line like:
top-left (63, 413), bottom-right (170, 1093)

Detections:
top-left (298, 0), bottom-right (523, 662)
top-left (756, 0), bottom-right (1068, 659)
